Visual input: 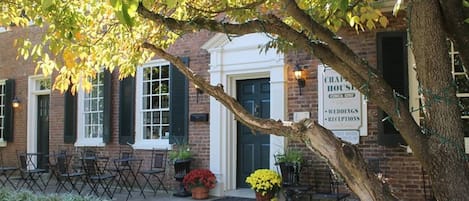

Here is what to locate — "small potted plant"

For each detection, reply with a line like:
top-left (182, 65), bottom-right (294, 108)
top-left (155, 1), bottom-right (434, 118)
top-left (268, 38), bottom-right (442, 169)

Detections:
top-left (169, 144), bottom-right (193, 162)
top-left (183, 169), bottom-right (216, 200)
top-left (275, 149), bottom-right (304, 185)
top-left (170, 144), bottom-right (194, 197)
top-left (275, 149), bottom-right (304, 164)
top-left (245, 169), bottom-right (281, 201)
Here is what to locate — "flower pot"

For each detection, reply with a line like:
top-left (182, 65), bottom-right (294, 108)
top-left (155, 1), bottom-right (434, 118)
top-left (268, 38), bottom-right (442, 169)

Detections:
top-left (255, 192), bottom-right (274, 201)
top-left (191, 186), bottom-right (209, 200)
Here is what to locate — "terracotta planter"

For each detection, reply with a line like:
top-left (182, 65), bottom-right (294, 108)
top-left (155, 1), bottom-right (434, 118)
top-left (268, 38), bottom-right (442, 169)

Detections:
top-left (191, 186), bottom-right (209, 200)
top-left (255, 192), bottom-right (274, 201)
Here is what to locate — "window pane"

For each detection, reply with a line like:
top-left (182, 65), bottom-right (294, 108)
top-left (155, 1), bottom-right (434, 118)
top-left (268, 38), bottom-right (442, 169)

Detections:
top-left (162, 126), bottom-right (169, 139)
top-left (455, 75), bottom-right (469, 93)
top-left (161, 65), bottom-right (169, 79)
top-left (152, 126), bottom-right (160, 139)
top-left (152, 68), bottom-right (160, 80)
top-left (162, 111), bottom-right (169, 124)
top-left (454, 54), bottom-right (464, 73)
top-left (460, 98), bottom-right (469, 116)
top-left (143, 126), bottom-right (151, 139)
top-left (463, 119), bottom-right (469, 137)
top-left (161, 81), bottom-right (169, 93)
top-left (153, 83), bottom-right (160, 94)
top-left (143, 112), bottom-right (150, 124)
top-left (152, 96), bottom-right (159, 109)
top-left (153, 111), bottom-right (159, 124)
top-left (161, 95), bottom-right (169, 108)
top-left (143, 96), bottom-right (150, 109)
top-left (143, 68), bottom-right (152, 80)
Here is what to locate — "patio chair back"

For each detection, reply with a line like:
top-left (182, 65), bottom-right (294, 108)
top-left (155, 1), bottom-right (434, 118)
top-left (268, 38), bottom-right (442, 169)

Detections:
top-left (151, 150), bottom-right (166, 170)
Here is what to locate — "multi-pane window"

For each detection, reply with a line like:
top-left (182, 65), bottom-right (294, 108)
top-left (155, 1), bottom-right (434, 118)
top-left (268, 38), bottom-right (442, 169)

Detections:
top-left (141, 63), bottom-right (170, 140)
top-left (0, 81), bottom-right (5, 139)
top-left (83, 72), bottom-right (104, 139)
top-left (450, 42), bottom-right (469, 151)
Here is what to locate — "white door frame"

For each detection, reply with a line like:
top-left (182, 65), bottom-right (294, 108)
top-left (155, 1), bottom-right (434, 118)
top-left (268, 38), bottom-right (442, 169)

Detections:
top-left (202, 33), bottom-right (287, 196)
top-left (27, 75), bottom-right (51, 153)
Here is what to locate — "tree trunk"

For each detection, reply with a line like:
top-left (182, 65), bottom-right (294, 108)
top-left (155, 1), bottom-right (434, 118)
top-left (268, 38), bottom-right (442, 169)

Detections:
top-left (409, 0), bottom-right (469, 200)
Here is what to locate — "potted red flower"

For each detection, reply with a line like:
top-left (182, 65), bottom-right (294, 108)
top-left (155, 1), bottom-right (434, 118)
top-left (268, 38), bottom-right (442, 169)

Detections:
top-left (183, 169), bottom-right (216, 200)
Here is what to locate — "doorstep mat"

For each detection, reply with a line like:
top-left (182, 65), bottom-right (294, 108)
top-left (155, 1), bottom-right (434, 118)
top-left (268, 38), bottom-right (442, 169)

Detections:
top-left (211, 196), bottom-right (256, 201)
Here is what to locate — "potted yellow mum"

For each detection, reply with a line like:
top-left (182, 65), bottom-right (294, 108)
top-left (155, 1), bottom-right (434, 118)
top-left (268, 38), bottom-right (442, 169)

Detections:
top-left (245, 169), bottom-right (281, 201)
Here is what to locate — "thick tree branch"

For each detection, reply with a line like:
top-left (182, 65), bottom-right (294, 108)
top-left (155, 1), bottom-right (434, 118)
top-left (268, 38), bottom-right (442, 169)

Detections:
top-left (142, 42), bottom-right (400, 201)
top-left (141, 42), bottom-right (297, 138)
top-left (439, 0), bottom-right (469, 71)
top-left (138, 3), bottom-right (405, 200)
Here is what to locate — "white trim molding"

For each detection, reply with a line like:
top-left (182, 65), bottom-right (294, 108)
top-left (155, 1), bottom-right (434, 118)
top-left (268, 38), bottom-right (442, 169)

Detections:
top-left (27, 75), bottom-right (51, 153)
top-left (203, 33), bottom-right (286, 196)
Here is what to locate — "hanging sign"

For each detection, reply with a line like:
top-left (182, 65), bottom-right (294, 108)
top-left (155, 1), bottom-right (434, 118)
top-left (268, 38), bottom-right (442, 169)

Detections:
top-left (318, 64), bottom-right (367, 144)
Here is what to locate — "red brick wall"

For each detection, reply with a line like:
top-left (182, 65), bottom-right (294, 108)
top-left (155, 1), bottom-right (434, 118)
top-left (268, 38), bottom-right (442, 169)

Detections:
top-left (0, 12), bottom-right (431, 200)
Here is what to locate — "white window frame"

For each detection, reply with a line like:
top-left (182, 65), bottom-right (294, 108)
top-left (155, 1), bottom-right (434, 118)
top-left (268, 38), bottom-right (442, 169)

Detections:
top-left (75, 72), bottom-right (105, 147)
top-left (449, 42), bottom-right (469, 153)
top-left (0, 80), bottom-right (6, 142)
top-left (133, 59), bottom-right (171, 150)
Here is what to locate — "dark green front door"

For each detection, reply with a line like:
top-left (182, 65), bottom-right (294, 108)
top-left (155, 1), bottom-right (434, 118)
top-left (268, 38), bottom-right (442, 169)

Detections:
top-left (236, 78), bottom-right (270, 188)
top-left (37, 95), bottom-right (49, 169)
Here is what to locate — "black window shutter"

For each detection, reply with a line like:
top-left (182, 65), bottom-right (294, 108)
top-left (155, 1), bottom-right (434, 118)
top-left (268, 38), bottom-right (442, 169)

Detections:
top-left (4, 79), bottom-right (14, 142)
top-left (64, 87), bottom-right (77, 144)
top-left (377, 32), bottom-right (408, 147)
top-left (119, 76), bottom-right (135, 144)
top-left (103, 71), bottom-right (112, 143)
top-left (169, 57), bottom-right (189, 144)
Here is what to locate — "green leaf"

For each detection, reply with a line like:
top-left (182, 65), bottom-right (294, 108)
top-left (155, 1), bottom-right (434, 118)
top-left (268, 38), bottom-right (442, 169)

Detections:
top-left (465, 18), bottom-right (469, 24)
top-left (166, 0), bottom-right (177, 8)
top-left (127, 0), bottom-right (139, 17)
top-left (463, 0), bottom-right (469, 7)
top-left (339, 0), bottom-right (348, 11)
top-left (41, 0), bottom-right (54, 11)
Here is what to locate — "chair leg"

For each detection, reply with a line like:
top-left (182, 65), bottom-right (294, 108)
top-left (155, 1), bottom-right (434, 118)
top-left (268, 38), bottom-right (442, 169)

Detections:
top-left (140, 173), bottom-right (158, 196)
top-left (154, 174), bottom-right (168, 194)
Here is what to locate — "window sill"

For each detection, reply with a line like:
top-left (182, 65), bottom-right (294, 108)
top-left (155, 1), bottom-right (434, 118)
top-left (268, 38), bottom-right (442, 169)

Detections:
top-left (132, 139), bottom-right (171, 150)
top-left (74, 139), bottom-right (105, 147)
top-left (0, 138), bottom-right (6, 147)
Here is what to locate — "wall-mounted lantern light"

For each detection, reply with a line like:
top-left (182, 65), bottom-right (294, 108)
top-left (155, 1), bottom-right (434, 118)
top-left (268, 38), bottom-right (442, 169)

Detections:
top-left (195, 85), bottom-right (204, 103)
top-left (12, 97), bottom-right (20, 108)
top-left (294, 64), bottom-right (306, 95)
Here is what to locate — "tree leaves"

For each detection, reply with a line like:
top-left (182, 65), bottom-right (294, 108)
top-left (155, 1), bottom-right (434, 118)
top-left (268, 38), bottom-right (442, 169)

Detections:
top-left (109, 0), bottom-right (139, 27)
top-left (464, 0), bottom-right (469, 24)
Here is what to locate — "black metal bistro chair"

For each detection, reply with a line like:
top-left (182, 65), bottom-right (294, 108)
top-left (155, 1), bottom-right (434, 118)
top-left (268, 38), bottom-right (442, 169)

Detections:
top-left (51, 151), bottom-right (86, 194)
top-left (275, 154), bottom-right (313, 201)
top-left (311, 168), bottom-right (350, 201)
top-left (0, 150), bottom-right (18, 190)
top-left (16, 152), bottom-right (48, 192)
top-left (139, 149), bottom-right (168, 196)
top-left (82, 156), bottom-right (116, 198)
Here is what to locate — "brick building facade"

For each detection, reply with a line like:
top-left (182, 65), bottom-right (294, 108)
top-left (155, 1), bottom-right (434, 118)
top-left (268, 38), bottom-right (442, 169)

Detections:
top-left (0, 11), bottom-right (440, 201)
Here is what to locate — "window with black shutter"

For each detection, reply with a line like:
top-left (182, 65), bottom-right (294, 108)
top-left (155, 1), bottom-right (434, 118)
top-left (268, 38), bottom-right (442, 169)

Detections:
top-left (1, 79), bottom-right (15, 142)
top-left (377, 32), bottom-right (408, 147)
